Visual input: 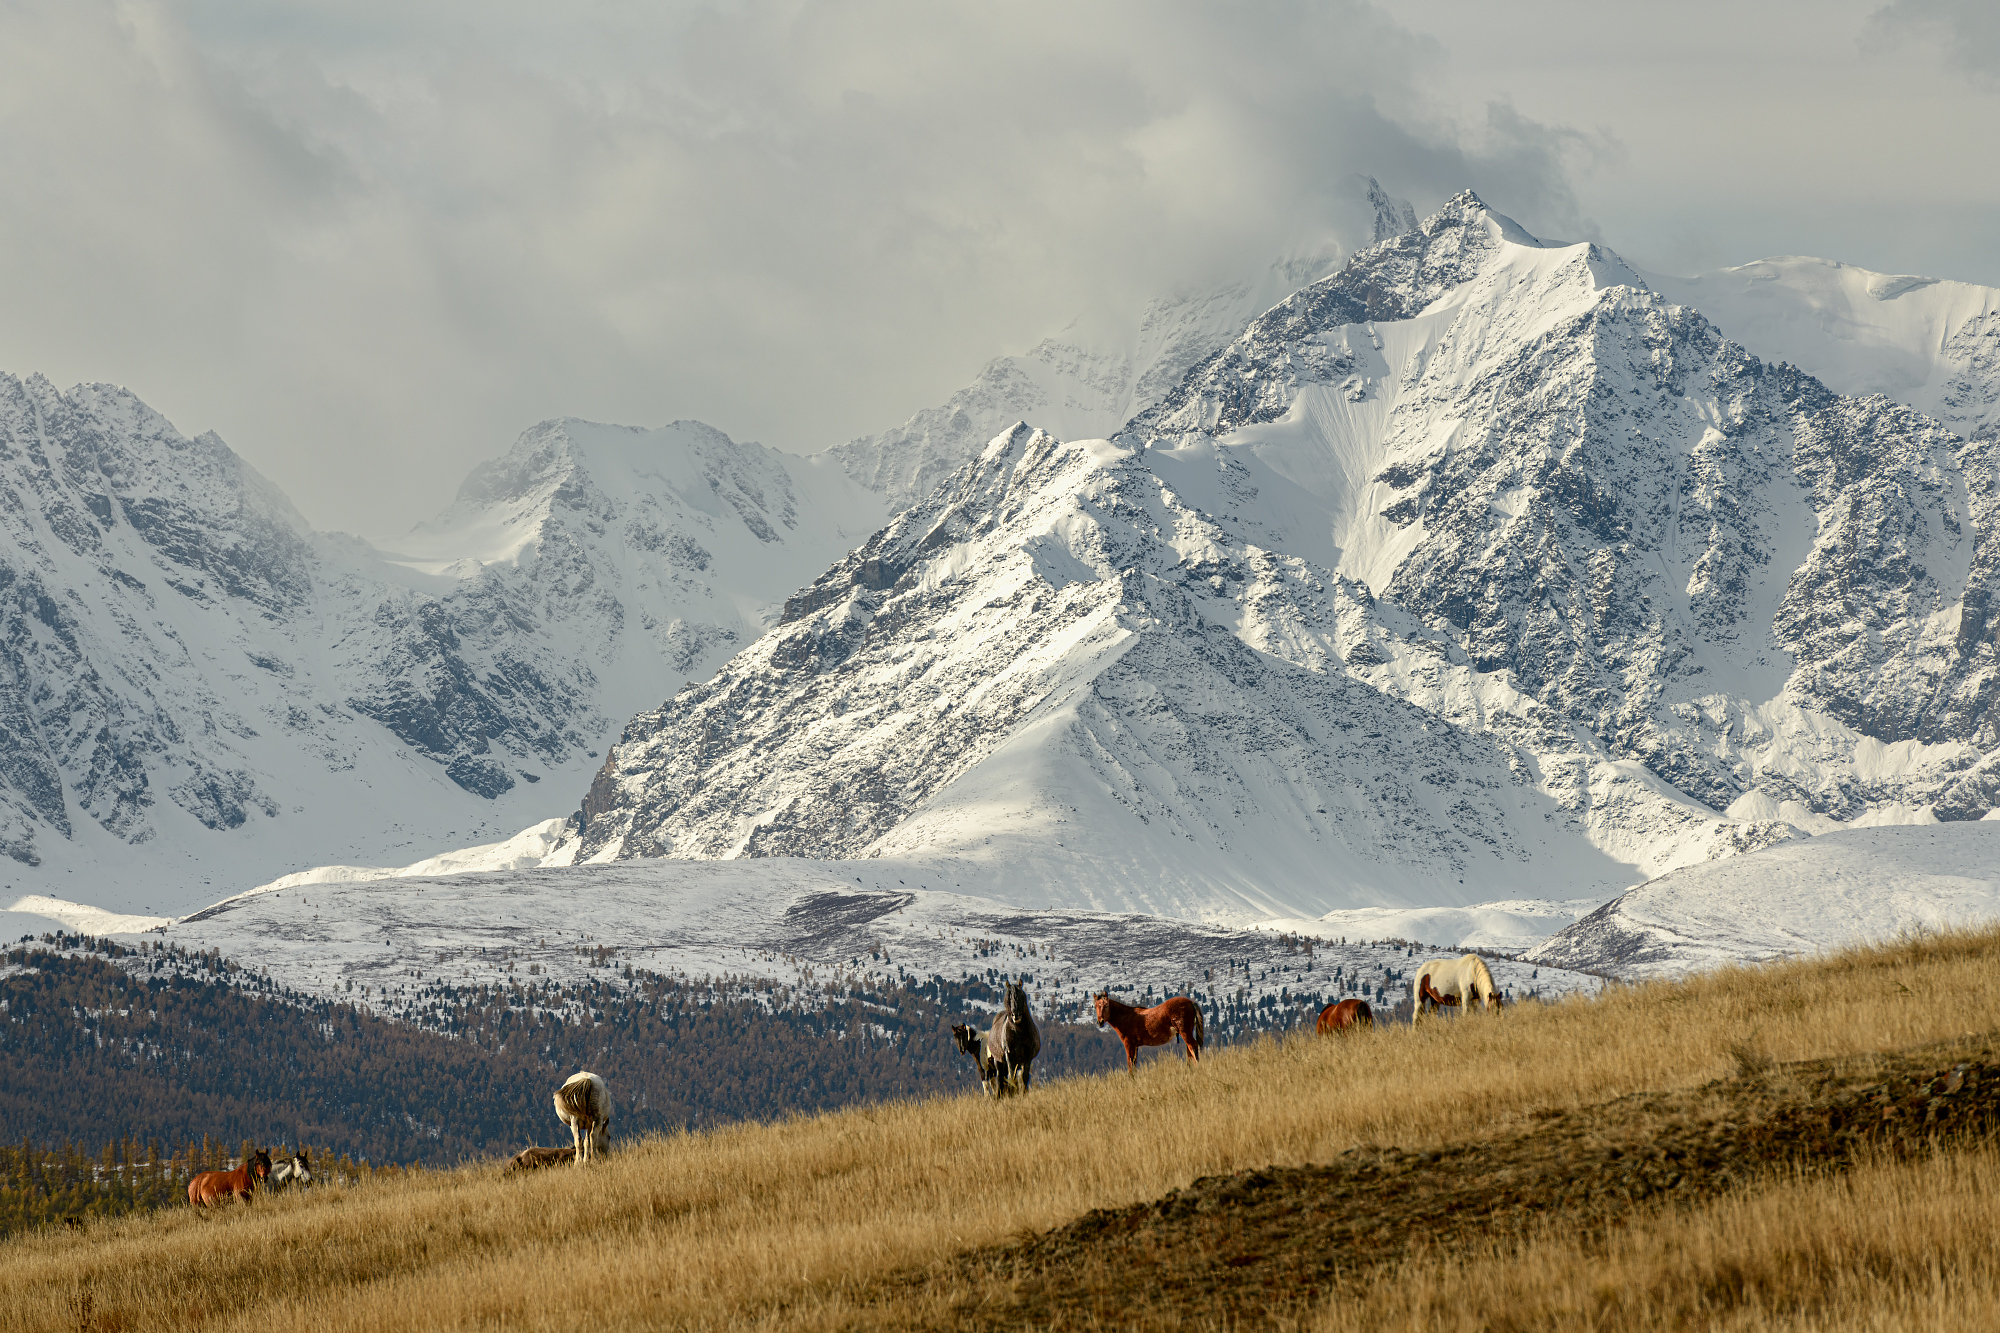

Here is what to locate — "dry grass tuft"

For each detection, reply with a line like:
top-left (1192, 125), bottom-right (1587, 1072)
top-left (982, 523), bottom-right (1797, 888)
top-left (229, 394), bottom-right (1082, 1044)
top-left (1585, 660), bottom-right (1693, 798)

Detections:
top-left (5, 927), bottom-right (2000, 1331)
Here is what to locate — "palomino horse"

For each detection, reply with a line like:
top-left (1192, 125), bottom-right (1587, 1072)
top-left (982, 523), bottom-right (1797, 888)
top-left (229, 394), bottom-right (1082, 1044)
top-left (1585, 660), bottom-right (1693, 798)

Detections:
top-left (1316, 998), bottom-right (1373, 1034)
top-left (1413, 955), bottom-right (1503, 1021)
top-left (554, 1071), bottom-right (611, 1164)
top-left (1093, 991), bottom-right (1204, 1072)
top-left (188, 1149), bottom-right (272, 1208)
top-left (268, 1150), bottom-right (312, 1192)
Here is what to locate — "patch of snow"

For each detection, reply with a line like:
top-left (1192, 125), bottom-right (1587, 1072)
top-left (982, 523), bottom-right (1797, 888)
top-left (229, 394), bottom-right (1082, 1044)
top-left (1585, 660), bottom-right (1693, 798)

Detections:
top-left (5, 895), bottom-right (173, 936)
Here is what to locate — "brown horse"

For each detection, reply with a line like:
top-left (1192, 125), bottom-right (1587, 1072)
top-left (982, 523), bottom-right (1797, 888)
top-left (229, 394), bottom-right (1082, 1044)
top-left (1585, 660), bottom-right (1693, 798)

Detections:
top-left (1093, 991), bottom-right (1204, 1072)
top-left (188, 1149), bottom-right (272, 1208)
top-left (1316, 998), bottom-right (1373, 1034)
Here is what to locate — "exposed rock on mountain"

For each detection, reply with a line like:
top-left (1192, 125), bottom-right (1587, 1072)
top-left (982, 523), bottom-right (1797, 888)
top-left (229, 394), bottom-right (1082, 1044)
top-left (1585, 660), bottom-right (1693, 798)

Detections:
top-left (1128, 191), bottom-right (1998, 839)
top-left (572, 424), bottom-right (1636, 921)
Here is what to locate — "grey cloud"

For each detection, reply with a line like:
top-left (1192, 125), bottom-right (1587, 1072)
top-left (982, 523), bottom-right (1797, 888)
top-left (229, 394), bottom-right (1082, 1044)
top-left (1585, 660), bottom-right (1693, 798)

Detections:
top-left (0, 1), bottom-right (1610, 535)
top-left (1869, 0), bottom-right (2000, 82)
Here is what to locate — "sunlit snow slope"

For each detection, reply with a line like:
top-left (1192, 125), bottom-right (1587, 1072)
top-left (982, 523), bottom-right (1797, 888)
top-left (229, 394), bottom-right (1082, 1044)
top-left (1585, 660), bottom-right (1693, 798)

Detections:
top-left (1526, 818), bottom-right (2000, 978)
top-left (1650, 259), bottom-right (2000, 439)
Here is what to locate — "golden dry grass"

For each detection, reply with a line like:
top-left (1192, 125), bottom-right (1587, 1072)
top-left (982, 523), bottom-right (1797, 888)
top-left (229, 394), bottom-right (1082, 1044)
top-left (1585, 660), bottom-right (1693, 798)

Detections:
top-left (1310, 1148), bottom-right (2000, 1333)
top-left (7, 926), bottom-right (2000, 1332)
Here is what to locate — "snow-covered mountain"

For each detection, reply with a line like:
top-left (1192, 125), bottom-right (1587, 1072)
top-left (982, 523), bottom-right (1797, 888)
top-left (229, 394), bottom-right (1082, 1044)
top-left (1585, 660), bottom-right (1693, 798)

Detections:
top-left (0, 383), bottom-right (880, 912)
top-left (17, 185), bottom-right (2000, 978)
top-left (828, 177), bottom-right (1419, 513)
top-left (569, 191), bottom-right (2000, 932)
top-left (1525, 817), bottom-right (2000, 979)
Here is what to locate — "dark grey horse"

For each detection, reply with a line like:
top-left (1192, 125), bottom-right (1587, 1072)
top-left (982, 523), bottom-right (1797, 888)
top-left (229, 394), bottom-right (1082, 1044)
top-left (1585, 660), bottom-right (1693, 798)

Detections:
top-left (953, 982), bottom-right (1042, 1098)
top-left (993, 980), bottom-right (1040, 1095)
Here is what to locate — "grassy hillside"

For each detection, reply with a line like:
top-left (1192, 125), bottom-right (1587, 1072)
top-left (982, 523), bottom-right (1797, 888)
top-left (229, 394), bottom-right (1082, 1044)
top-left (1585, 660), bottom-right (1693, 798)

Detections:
top-left (6, 928), bottom-right (2000, 1331)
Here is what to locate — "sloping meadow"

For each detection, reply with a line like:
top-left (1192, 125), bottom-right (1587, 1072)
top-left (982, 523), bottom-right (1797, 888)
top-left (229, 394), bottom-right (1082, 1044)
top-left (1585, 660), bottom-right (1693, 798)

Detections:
top-left (9, 927), bottom-right (2000, 1331)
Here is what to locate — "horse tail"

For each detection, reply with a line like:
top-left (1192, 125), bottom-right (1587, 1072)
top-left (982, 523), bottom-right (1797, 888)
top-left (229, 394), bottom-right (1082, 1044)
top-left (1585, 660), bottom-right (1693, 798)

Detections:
top-left (1192, 1000), bottom-right (1205, 1051)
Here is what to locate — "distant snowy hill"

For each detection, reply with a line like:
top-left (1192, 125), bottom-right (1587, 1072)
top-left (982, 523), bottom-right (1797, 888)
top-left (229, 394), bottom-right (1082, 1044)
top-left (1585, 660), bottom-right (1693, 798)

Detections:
top-left (1525, 819), bottom-right (2000, 978)
top-left (828, 178), bottom-right (1419, 512)
top-left (1649, 259), bottom-right (2000, 440)
top-left (0, 384), bottom-right (879, 913)
top-left (132, 849), bottom-right (1601, 1029)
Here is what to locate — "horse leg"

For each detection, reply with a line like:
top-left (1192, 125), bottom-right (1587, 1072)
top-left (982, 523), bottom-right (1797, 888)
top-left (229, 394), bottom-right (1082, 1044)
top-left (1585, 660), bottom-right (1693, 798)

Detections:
top-left (1124, 1034), bottom-right (1139, 1073)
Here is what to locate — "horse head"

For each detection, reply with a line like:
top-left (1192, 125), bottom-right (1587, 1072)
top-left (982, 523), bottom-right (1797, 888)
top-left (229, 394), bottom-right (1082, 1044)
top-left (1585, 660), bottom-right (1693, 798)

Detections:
top-left (252, 1149), bottom-right (273, 1181)
top-left (950, 1022), bottom-right (982, 1057)
top-left (1092, 992), bottom-right (1111, 1027)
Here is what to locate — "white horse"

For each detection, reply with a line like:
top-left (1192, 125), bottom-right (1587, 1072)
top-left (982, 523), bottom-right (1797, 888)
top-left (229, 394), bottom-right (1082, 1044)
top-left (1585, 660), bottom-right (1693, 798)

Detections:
top-left (554, 1070), bottom-right (612, 1165)
top-left (1412, 955), bottom-right (1503, 1021)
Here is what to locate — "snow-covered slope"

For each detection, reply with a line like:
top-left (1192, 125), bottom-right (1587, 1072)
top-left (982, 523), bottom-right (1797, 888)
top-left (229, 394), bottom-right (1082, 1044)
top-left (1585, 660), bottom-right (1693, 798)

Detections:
top-left (829, 178), bottom-right (1418, 512)
top-left (1650, 259), bottom-right (2000, 440)
top-left (0, 383), bottom-right (881, 914)
top-left (133, 851), bottom-right (1600, 1029)
top-left (1524, 819), bottom-right (2000, 979)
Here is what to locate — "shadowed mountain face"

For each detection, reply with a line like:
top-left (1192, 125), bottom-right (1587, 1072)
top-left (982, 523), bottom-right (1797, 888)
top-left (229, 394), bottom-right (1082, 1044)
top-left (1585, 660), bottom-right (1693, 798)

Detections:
top-left (569, 193), bottom-right (2000, 923)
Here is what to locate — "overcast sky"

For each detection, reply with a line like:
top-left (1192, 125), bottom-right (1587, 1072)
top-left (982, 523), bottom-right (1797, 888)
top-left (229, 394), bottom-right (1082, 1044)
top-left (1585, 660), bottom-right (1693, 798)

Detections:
top-left (1, 0), bottom-right (1994, 537)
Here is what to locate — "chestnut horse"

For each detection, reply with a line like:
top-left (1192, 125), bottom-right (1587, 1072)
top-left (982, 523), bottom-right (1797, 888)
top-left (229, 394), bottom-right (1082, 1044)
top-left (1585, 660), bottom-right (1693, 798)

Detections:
top-left (1316, 998), bottom-right (1373, 1034)
top-left (188, 1149), bottom-right (272, 1208)
top-left (1093, 991), bottom-right (1204, 1071)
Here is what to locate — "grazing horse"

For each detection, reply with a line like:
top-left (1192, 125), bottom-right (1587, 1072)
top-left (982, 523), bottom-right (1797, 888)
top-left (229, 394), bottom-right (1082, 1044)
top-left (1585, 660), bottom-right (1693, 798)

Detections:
top-left (188, 1149), bottom-right (272, 1208)
top-left (1093, 991), bottom-right (1204, 1072)
top-left (1413, 955), bottom-right (1503, 1021)
top-left (554, 1071), bottom-right (611, 1165)
top-left (268, 1150), bottom-right (312, 1192)
top-left (951, 1022), bottom-right (1005, 1097)
top-left (505, 1145), bottom-right (577, 1174)
top-left (1316, 997), bottom-right (1374, 1034)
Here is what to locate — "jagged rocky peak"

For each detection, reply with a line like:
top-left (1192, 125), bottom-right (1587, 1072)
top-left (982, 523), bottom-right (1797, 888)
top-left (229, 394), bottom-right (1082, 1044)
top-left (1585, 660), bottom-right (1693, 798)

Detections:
top-left (1121, 188), bottom-right (1998, 831)
top-left (560, 185), bottom-right (2000, 918)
